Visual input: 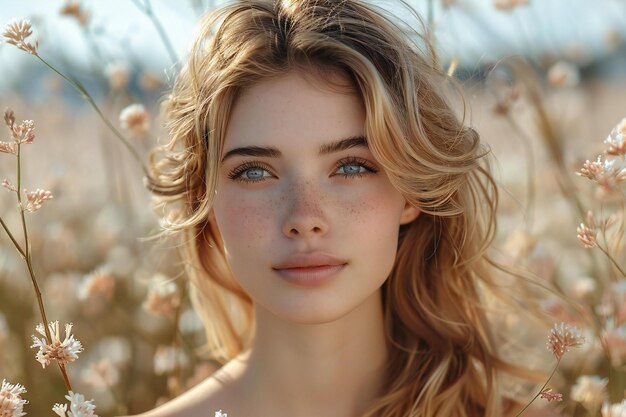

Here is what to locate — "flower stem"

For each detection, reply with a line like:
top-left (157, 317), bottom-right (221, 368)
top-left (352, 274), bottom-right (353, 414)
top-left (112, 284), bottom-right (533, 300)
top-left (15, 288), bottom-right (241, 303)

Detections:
top-left (33, 54), bottom-right (151, 180)
top-left (0, 215), bottom-right (26, 258)
top-left (596, 243), bottom-right (626, 279)
top-left (133, 0), bottom-right (180, 69)
top-left (15, 142), bottom-right (73, 391)
top-left (514, 358), bottom-right (561, 417)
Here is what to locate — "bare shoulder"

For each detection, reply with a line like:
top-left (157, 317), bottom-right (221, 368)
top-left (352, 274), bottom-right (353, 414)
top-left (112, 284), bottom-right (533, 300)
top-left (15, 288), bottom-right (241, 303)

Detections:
top-left (121, 360), bottom-right (247, 417)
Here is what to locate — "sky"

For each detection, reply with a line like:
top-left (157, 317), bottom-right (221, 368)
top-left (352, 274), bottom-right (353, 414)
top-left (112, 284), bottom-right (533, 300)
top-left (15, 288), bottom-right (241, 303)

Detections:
top-left (0, 0), bottom-right (625, 94)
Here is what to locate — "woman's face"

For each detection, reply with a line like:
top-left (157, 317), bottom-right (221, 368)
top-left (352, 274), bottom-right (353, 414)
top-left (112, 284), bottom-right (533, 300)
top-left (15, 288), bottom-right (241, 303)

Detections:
top-left (213, 70), bottom-right (419, 324)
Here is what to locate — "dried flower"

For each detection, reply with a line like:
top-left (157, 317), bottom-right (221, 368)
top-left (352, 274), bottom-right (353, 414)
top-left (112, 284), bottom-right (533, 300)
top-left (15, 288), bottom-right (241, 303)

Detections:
top-left (2, 19), bottom-right (38, 55)
top-left (10, 119), bottom-right (35, 144)
top-left (77, 268), bottom-right (115, 301)
top-left (494, 0), bottom-right (528, 11)
top-left (154, 345), bottom-right (188, 375)
top-left (52, 391), bottom-right (98, 417)
top-left (22, 188), bottom-right (53, 212)
top-left (571, 375), bottom-right (608, 412)
top-left (577, 222), bottom-right (597, 248)
top-left (30, 321), bottom-right (83, 368)
top-left (119, 104), bottom-right (150, 137)
top-left (547, 322), bottom-right (584, 360)
top-left (602, 399), bottom-right (626, 417)
top-left (605, 117), bottom-right (626, 157)
top-left (4, 109), bottom-right (15, 128)
top-left (139, 72), bottom-right (164, 91)
top-left (547, 60), bottom-right (580, 87)
top-left (81, 358), bottom-right (119, 390)
top-left (105, 63), bottom-right (129, 91)
top-left (2, 179), bottom-right (16, 192)
top-left (60, 1), bottom-right (90, 26)
top-left (143, 275), bottom-right (181, 317)
top-left (0, 379), bottom-right (28, 417)
top-left (577, 155), bottom-right (626, 193)
top-left (539, 388), bottom-right (563, 402)
top-left (0, 142), bottom-right (16, 155)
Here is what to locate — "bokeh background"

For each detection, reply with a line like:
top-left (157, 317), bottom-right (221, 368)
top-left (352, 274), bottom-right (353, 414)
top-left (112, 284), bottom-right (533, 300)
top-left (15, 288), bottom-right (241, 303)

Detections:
top-left (1, 0), bottom-right (625, 415)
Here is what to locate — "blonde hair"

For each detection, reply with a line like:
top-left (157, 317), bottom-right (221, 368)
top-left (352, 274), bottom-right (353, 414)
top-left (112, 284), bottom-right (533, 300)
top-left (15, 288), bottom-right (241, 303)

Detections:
top-left (150, 0), bottom-right (541, 415)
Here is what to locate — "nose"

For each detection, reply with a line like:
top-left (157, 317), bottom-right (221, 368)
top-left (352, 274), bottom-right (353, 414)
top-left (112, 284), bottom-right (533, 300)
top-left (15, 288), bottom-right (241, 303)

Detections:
top-left (281, 182), bottom-right (329, 239)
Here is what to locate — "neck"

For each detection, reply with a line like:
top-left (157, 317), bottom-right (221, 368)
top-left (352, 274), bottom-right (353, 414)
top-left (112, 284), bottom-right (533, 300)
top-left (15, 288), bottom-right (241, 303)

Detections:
top-left (238, 289), bottom-right (388, 417)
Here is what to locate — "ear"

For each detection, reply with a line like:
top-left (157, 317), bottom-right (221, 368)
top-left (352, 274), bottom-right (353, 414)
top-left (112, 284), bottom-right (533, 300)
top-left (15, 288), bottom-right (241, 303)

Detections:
top-left (400, 200), bottom-right (420, 225)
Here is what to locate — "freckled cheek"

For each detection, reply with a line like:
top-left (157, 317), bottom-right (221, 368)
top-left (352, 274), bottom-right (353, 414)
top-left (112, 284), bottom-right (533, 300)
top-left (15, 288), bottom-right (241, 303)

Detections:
top-left (332, 184), bottom-right (404, 233)
top-left (214, 192), bottom-right (277, 250)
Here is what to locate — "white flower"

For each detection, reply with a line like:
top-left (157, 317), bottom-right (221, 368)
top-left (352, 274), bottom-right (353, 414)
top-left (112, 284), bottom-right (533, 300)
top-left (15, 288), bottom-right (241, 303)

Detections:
top-left (77, 268), bottom-right (116, 301)
top-left (602, 399), bottom-right (626, 417)
top-left (154, 345), bottom-right (188, 375)
top-left (215, 411), bottom-right (228, 417)
top-left (0, 379), bottom-right (28, 417)
top-left (143, 275), bottom-right (181, 317)
top-left (52, 391), bottom-right (98, 417)
top-left (547, 60), bottom-right (580, 87)
top-left (605, 117), bottom-right (626, 157)
top-left (105, 63), bottom-right (129, 90)
top-left (30, 321), bottom-right (83, 368)
top-left (53, 403), bottom-right (68, 417)
top-left (571, 375), bottom-right (608, 412)
top-left (119, 104), bottom-right (150, 137)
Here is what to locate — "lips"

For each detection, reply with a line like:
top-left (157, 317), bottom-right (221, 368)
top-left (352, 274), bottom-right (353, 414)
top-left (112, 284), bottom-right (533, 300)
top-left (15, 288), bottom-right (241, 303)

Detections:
top-left (272, 253), bottom-right (347, 286)
top-left (272, 252), bottom-right (348, 270)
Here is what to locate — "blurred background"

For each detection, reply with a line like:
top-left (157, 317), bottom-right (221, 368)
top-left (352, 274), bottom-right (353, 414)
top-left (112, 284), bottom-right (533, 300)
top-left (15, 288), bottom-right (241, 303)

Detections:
top-left (0, 0), bottom-right (625, 415)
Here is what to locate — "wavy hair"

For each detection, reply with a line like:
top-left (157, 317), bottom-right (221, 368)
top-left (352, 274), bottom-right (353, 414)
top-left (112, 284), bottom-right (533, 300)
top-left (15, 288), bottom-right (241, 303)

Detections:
top-left (150, 0), bottom-right (541, 415)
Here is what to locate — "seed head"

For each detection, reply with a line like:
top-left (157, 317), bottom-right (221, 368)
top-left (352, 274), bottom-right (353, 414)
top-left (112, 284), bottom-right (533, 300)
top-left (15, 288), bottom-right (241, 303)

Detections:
top-left (548, 60), bottom-right (580, 87)
top-left (605, 117), bottom-right (626, 157)
top-left (105, 63), bottom-right (129, 90)
top-left (0, 142), bottom-right (17, 155)
top-left (119, 104), bottom-right (150, 137)
top-left (60, 1), bottom-right (91, 26)
top-left (577, 222), bottom-right (597, 248)
top-left (2, 19), bottom-right (39, 55)
top-left (539, 388), bottom-right (563, 402)
top-left (494, 0), bottom-right (528, 11)
top-left (143, 275), bottom-right (181, 317)
top-left (77, 268), bottom-right (116, 301)
top-left (52, 391), bottom-right (98, 417)
top-left (577, 155), bottom-right (626, 193)
top-left (2, 179), bottom-right (16, 192)
top-left (30, 321), bottom-right (83, 368)
top-left (0, 379), bottom-right (28, 417)
top-left (3, 109), bottom-right (15, 129)
top-left (547, 322), bottom-right (584, 360)
top-left (22, 188), bottom-right (53, 212)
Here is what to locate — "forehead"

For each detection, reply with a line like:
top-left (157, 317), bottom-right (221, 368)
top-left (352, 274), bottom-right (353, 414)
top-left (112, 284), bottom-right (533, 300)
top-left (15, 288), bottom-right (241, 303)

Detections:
top-left (223, 70), bottom-right (365, 150)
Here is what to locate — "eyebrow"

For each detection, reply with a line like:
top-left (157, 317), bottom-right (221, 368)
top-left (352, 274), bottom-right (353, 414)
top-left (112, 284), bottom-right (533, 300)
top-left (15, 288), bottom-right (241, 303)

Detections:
top-left (220, 135), bottom-right (368, 163)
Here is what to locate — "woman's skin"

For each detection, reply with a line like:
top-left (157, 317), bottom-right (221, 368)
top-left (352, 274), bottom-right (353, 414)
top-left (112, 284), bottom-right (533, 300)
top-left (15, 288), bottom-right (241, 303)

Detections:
top-left (135, 70), bottom-right (559, 417)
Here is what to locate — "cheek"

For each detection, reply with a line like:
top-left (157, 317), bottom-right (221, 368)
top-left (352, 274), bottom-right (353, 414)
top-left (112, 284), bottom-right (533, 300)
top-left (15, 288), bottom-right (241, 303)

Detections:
top-left (213, 191), bottom-right (276, 252)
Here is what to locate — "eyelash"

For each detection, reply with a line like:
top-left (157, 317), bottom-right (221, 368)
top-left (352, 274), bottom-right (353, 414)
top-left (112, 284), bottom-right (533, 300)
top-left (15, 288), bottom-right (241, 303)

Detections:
top-left (226, 157), bottom-right (379, 184)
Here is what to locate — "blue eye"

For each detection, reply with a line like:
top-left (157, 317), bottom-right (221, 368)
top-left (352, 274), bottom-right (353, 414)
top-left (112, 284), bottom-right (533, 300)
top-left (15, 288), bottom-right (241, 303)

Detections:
top-left (334, 157), bottom-right (378, 178)
top-left (243, 167), bottom-right (267, 180)
top-left (227, 162), bottom-right (273, 183)
top-left (337, 163), bottom-right (366, 175)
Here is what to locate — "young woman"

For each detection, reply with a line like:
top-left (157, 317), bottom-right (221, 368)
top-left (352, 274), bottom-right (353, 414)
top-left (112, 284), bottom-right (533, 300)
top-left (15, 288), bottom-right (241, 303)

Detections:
top-left (140, 0), bottom-right (557, 415)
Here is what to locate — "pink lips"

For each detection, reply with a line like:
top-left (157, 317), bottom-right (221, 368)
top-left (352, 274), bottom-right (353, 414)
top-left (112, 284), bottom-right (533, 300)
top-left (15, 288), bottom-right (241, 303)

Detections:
top-left (272, 252), bottom-right (347, 286)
